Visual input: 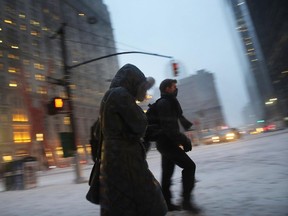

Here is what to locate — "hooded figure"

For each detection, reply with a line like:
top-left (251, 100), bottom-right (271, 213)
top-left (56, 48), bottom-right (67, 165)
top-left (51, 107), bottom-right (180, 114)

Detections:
top-left (99, 64), bottom-right (167, 216)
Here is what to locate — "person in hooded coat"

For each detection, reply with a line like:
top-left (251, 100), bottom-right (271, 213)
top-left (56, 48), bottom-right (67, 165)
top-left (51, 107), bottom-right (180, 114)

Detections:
top-left (99, 64), bottom-right (168, 216)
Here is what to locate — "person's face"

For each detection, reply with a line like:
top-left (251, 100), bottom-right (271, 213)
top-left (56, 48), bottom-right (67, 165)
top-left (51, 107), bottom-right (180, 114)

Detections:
top-left (166, 83), bottom-right (177, 94)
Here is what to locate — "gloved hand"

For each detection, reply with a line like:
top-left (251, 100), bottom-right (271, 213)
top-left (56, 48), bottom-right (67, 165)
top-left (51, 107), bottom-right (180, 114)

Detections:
top-left (178, 134), bottom-right (192, 152)
top-left (182, 138), bottom-right (192, 152)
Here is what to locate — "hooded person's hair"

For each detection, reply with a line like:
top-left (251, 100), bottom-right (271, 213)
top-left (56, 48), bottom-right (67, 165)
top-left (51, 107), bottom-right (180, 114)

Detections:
top-left (110, 64), bottom-right (154, 101)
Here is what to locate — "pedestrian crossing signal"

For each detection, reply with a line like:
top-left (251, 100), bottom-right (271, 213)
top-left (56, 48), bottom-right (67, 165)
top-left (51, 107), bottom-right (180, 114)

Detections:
top-left (54, 98), bottom-right (64, 108)
top-left (47, 97), bottom-right (64, 115)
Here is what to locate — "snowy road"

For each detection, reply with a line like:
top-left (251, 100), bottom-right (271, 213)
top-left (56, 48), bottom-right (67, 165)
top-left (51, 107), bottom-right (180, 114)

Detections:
top-left (0, 130), bottom-right (287, 216)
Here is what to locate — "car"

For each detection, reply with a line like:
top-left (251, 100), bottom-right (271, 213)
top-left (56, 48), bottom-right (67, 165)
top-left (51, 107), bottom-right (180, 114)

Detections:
top-left (217, 128), bottom-right (241, 142)
top-left (200, 130), bottom-right (221, 144)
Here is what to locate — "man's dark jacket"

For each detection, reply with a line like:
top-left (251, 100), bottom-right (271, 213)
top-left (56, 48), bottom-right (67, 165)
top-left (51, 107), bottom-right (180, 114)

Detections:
top-left (156, 93), bottom-right (192, 150)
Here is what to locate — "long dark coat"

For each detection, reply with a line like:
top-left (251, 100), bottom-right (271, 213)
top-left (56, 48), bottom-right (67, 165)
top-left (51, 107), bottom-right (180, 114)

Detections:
top-left (99, 64), bottom-right (167, 216)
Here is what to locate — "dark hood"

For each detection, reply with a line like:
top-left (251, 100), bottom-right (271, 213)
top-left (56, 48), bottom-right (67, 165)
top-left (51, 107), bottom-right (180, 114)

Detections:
top-left (110, 64), bottom-right (147, 98)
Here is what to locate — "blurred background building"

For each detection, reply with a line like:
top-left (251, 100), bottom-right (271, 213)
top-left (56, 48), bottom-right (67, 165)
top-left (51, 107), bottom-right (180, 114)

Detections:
top-left (226, 0), bottom-right (288, 128)
top-left (177, 70), bottom-right (226, 131)
top-left (0, 0), bottom-right (118, 167)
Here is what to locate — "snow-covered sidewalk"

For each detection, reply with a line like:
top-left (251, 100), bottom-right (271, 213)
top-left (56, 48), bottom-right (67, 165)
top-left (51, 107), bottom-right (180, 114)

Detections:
top-left (0, 130), bottom-right (287, 216)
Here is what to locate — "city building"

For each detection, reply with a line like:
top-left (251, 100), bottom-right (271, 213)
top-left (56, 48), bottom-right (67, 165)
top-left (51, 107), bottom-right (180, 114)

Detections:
top-left (177, 69), bottom-right (226, 131)
top-left (226, 0), bottom-right (287, 127)
top-left (245, 0), bottom-right (288, 126)
top-left (0, 0), bottom-right (119, 167)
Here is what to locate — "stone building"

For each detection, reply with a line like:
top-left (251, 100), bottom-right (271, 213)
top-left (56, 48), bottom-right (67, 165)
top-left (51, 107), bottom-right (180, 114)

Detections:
top-left (0, 0), bottom-right (118, 167)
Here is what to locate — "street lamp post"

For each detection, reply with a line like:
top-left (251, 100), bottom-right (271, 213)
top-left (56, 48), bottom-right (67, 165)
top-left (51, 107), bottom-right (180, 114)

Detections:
top-left (50, 23), bottom-right (173, 183)
top-left (58, 23), bottom-right (85, 183)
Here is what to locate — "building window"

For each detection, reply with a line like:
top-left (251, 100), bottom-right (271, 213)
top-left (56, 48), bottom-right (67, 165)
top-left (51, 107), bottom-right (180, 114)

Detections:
top-left (34, 63), bottom-right (44, 70)
top-left (20, 24), bottom-right (27, 30)
top-left (35, 74), bottom-right (45, 81)
top-left (8, 53), bottom-right (19, 60)
top-left (12, 112), bottom-right (28, 122)
top-left (13, 125), bottom-right (31, 143)
top-left (8, 67), bottom-right (18, 73)
top-left (36, 86), bottom-right (47, 94)
top-left (19, 13), bottom-right (26, 19)
top-left (64, 117), bottom-right (70, 125)
top-left (9, 80), bottom-right (18, 87)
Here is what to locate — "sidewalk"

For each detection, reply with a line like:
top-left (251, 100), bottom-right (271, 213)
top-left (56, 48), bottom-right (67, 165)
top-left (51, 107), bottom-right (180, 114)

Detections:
top-left (0, 131), bottom-right (287, 216)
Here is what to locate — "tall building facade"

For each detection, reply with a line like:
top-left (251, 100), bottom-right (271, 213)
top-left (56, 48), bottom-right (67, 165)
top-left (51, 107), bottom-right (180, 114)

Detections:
top-left (177, 70), bottom-right (226, 131)
top-left (227, 0), bottom-right (287, 126)
top-left (245, 0), bottom-right (288, 126)
top-left (0, 0), bottom-right (119, 166)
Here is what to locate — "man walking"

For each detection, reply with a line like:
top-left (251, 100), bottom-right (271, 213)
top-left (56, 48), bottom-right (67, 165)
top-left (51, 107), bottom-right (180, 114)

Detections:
top-left (154, 79), bottom-right (200, 213)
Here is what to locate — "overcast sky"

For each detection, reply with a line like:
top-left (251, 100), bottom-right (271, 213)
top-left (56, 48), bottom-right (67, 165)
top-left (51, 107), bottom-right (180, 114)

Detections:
top-left (102, 0), bottom-right (249, 127)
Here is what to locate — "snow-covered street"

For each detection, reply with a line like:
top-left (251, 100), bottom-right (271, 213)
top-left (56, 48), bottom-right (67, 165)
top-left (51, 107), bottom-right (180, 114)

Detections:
top-left (0, 130), bottom-right (287, 216)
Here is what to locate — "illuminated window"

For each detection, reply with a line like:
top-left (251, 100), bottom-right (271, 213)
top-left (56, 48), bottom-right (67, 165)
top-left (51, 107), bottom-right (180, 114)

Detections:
top-left (9, 81), bottom-right (18, 87)
top-left (23, 59), bottom-right (30, 65)
top-left (34, 63), bottom-right (44, 70)
top-left (30, 20), bottom-right (40, 26)
top-left (20, 25), bottom-right (27, 30)
top-left (35, 74), bottom-right (45, 81)
top-left (64, 117), bottom-right (70, 125)
top-left (36, 133), bottom-right (44, 141)
top-left (12, 112), bottom-right (28, 122)
top-left (8, 54), bottom-right (19, 60)
top-left (4, 19), bottom-right (13, 24)
top-left (19, 14), bottom-right (26, 19)
top-left (8, 67), bottom-right (18, 73)
top-left (15, 150), bottom-right (29, 157)
top-left (56, 147), bottom-right (63, 156)
top-left (31, 31), bottom-right (40, 36)
top-left (13, 125), bottom-right (31, 143)
top-left (77, 146), bottom-right (84, 154)
top-left (3, 155), bottom-right (13, 162)
top-left (36, 86), bottom-right (47, 94)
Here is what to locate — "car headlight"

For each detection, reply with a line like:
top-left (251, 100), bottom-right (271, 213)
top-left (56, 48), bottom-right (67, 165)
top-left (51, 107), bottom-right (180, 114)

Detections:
top-left (212, 136), bottom-right (220, 142)
top-left (226, 133), bottom-right (235, 140)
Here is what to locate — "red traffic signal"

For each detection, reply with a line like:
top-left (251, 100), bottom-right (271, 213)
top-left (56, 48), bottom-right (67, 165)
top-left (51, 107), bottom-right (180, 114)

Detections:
top-left (47, 97), bottom-right (64, 115)
top-left (172, 62), bottom-right (179, 77)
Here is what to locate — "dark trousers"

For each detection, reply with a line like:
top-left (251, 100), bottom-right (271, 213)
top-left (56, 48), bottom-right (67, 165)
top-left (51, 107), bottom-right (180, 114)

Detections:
top-left (157, 142), bottom-right (196, 203)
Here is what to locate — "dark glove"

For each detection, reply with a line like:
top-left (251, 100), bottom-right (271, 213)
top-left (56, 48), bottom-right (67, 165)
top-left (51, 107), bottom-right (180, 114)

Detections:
top-left (182, 138), bottom-right (192, 152)
top-left (178, 134), bottom-right (192, 152)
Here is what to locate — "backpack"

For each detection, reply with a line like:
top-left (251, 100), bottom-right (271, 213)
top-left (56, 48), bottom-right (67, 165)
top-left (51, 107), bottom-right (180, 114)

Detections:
top-left (145, 99), bottom-right (162, 141)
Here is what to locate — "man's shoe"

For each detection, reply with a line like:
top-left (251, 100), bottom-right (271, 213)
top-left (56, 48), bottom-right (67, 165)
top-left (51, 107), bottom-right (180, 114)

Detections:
top-left (182, 201), bottom-right (202, 213)
top-left (167, 203), bottom-right (182, 211)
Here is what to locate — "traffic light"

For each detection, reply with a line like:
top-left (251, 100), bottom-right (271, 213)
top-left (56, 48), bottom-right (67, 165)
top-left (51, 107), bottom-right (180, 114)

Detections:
top-left (47, 97), bottom-right (64, 115)
top-left (172, 61), bottom-right (179, 77)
